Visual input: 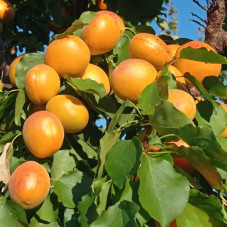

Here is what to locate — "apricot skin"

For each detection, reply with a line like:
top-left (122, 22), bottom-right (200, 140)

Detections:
top-left (8, 161), bottom-right (50, 210)
top-left (0, 0), bottom-right (15, 22)
top-left (9, 55), bottom-right (24, 87)
top-left (168, 89), bottom-right (196, 120)
top-left (110, 59), bottom-right (157, 103)
top-left (129, 33), bottom-right (172, 70)
top-left (44, 35), bottom-right (90, 77)
top-left (158, 65), bottom-right (185, 84)
top-left (174, 41), bottom-right (221, 83)
top-left (46, 95), bottom-right (89, 133)
top-left (97, 10), bottom-right (125, 36)
top-left (23, 111), bottom-right (64, 158)
top-left (81, 14), bottom-right (120, 55)
top-left (168, 44), bottom-right (180, 59)
top-left (81, 63), bottom-right (110, 95)
top-left (25, 64), bottom-right (60, 105)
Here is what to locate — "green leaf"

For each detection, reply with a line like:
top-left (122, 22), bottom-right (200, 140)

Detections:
top-left (15, 53), bottom-right (44, 89)
top-left (176, 203), bottom-right (212, 227)
top-left (14, 90), bottom-right (26, 126)
top-left (53, 171), bottom-right (93, 208)
top-left (180, 47), bottom-right (227, 64)
top-left (137, 82), bottom-right (160, 115)
top-left (51, 150), bottom-right (76, 180)
top-left (91, 200), bottom-right (139, 227)
top-left (202, 76), bottom-right (227, 99)
top-left (133, 25), bottom-right (155, 34)
top-left (0, 130), bottom-right (20, 152)
top-left (138, 154), bottom-right (190, 227)
top-left (64, 208), bottom-right (79, 227)
top-left (29, 217), bottom-right (59, 227)
top-left (79, 11), bottom-right (97, 24)
top-left (150, 100), bottom-right (193, 135)
top-left (36, 194), bottom-right (58, 223)
top-left (0, 197), bottom-right (28, 226)
top-left (106, 138), bottom-right (142, 189)
top-left (116, 38), bottom-right (130, 65)
top-left (65, 76), bottom-right (106, 98)
top-left (97, 131), bottom-right (120, 178)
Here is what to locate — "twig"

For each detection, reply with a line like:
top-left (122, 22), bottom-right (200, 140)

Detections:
top-left (191, 13), bottom-right (207, 24)
top-left (193, 0), bottom-right (208, 10)
top-left (189, 19), bottom-right (207, 29)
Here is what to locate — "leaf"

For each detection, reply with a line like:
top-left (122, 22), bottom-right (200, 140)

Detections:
top-left (91, 200), bottom-right (139, 227)
top-left (150, 100), bottom-right (193, 135)
top-left (15, 53), bottom-right (44, 89)
top-left (133, 25), bottom-right (155, 34)
top-left (97, 131), bottom-right (120, 178)
top-left (29, 217), bottom-right (59, 227)
top-left (137, 82), bottom-right (160, 115)
top-left (138, 154), bottom-right (190, 227)
top-left (0, 143), bottom-right (11, 192)
top-left (53, 171), bottom-right (93, 208)
top-left (51, 150), bottom-right (76, 180)
top-left (65, 76), bottom-right (106, 98)
top-left (14, 90), bottom-right (26, 126)
top-left (0, 197), bottom-right (28, 226)
top-left (180, 47), bottom-right (227, 64)
top-left (176, 203), bottom-right (212, 227)
top-left (36, 194), bottom-right (58, 223)
top-left (0, 130), bottom-right (20, 151)
top-left (116, 38), bottom-right (130, 65)
top-left (64, 208), bottom-right (79, 227)
top-left (105, 138), bottom-right (142, 189)
top-left (202, 76), bottom-right (227, 99)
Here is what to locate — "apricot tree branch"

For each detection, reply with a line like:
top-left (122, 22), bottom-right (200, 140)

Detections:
top-left (193, 0), bottom-right (208, 10)
top-left (191, 13), bottom-right (207, 24)
top-left (189, 19), bottom-right (207, 29)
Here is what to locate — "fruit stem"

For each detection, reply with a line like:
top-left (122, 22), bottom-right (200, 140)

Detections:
top-left (159, 134), bottom-right (176, 140)
top-left (125, 27), bottom-right (136, 35)
top-left (127, 101), bottom-right (144, 119)
top-left (124, 33), bottom-right (131, 40)
top-left (116, 120), bottom-right (140, 132)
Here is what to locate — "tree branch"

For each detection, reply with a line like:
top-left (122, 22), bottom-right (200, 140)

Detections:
top-left (191, 12), bottom-right (207, 24)
top-left (189, 19), bottom-right (207, 29)
top-left (193, 0), bottom-right (208, 10)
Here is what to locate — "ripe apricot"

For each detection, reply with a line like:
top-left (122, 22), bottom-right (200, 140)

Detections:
top-left (97, 10), bottom-right (125, 36)
top-left (168, 89), bottom-right (196, 120)
top-left (97, 0), bottom-right (107, 10)
top-left (46, 95), bottom-right (89, 133)
top-left (23, 111), bottom-right (64, 158)
top-left (9, 55), bottom-right (24, 87)
top-left (168, 44), bottom-right (180, 59)
top-left (158, 65), bottom-right (185, 84)
top-left (217, 101), bottom-right (227, 138)
top-left (44, 35), bottom-right (90, 77)
top-left (25, 64), bottom-right (60, 105)
top-left (8, 161), bottom-right (50, 210)
top-left (174, 41), bottom-right (222, 83)
top-left (129, 33), bottom-right (172, 70)
top-left (0, 0), bottom-right (15, 22)
top-left (110, 59), bottom-right (157, 102)
top-left (81, 63), bottom-right (110, 95)
top-left (81, 14), bottom-right (120, 55)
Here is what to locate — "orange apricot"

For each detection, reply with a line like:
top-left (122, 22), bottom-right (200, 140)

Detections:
top-left (174, 41), bottom-right (222, 83)
top-left (217, 101), bottom-right (227, 138)
top-left (110, 59), bottom-right (157, 103)
top-left (44, 35), bottom-right (90, 77)
top-left (23, 111), bottom-right (64, 158)
top-left (97, 10), bottom-right (125, 36)
top-left (9, 55), bottom-right (24, 87)
top-left (168, 89), bottom-right (196, 120)
top-left (81, 63), bottom-right (110, 95)
top-left (158, 65), bottom-right (185, 84)
top-left (25, 64), bottom-right (60, 105)
top-left (8, 161), bottom-right (50, 210)
top-left (46, 95), bottom-right (89, 133)
top-left (81, 14), bottom-right (120, 55)
top-left (97, 0), bottom-right (107, 10)
top-left (0, 0), bottom-right (15, 22)
top-left (168, 44), bottom-right (180, 59)
top-left (129, 33), bottom-right (172, 70)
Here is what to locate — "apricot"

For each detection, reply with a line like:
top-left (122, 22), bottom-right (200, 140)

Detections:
top-left (168, 89), bottom-right (196, 120)
top-left (110, 59), bottom-right (157, 102)
top-left (158, 65), bottom-right (185, 84)
top-left (97, 0), bottom-right (107, 10)
top-left (23, 111), bottom-right (64, 158)
top-left (168, 44), bottom-right (180, 59)
top-left (46, 95), bottom-right (89, 133)
top-left (81, 63), bottom-right (110, 95)
top-left (174, 41), bottom-right (222, 83)
top-left (0, 0), bottom-right (15, 22)
top-left (129, 33), bottom-right (172, 70)
top-left (97, 10), bottom-right (125, 36)
top-left (9, 55), bottom-right (24, 87)
top-left (81, 14), bottom-right (120, 55)
top-left (217, 101), bottom-right (227, 138)
top-left (44, 35), bottom-right (90, 77)
top-left (8, 161), bottom-right (50, 210)
top-left (25, 64), bottom-right (60, 105)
